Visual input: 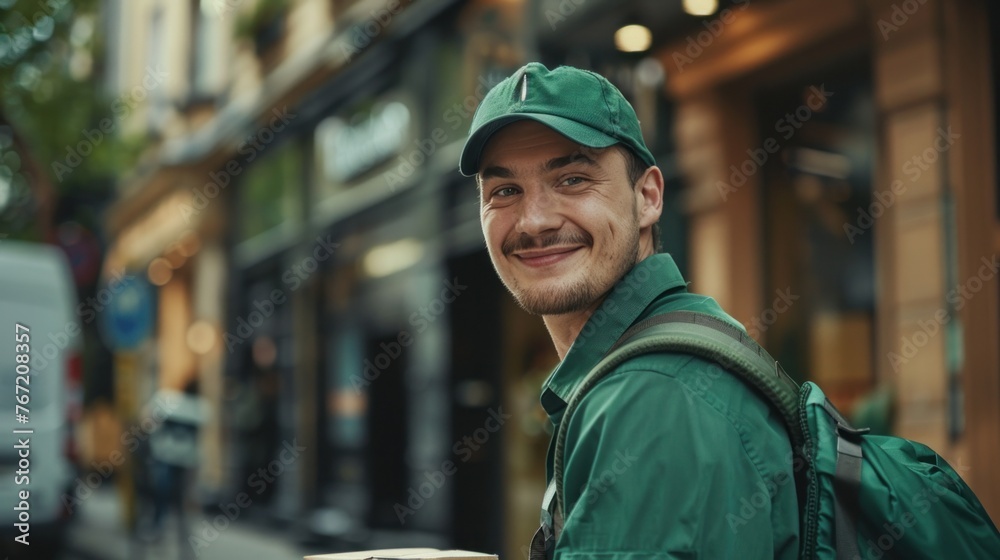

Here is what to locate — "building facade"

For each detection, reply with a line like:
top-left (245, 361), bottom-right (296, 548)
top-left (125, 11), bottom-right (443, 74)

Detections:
top-left (99, 0), bottom-right (998, 556)
top-left (101, 0), bottom-right (529, 552)
top-left (530, 0), bottom-right (1000, 529)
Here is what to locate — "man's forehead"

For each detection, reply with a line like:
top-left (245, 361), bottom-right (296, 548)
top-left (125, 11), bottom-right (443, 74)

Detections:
top-left (479, 121), bottom-right (608, 173)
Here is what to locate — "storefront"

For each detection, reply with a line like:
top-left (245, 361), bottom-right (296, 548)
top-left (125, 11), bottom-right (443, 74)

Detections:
top-left (525, 0), bottom-right (999, 524)
top-left (221, 2), bottom-right (524, 552)
top-left (103, 164), bottom-right (230, 524)
top-left (654, 0), bottom-right (1000, 516)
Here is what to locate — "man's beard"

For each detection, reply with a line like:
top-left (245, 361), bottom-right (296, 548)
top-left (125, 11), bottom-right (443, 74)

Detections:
top-left (496, 222), bottom-right (641, 316)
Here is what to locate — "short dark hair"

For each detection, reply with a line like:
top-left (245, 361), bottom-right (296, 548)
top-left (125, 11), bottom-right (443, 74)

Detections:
top-left (616, 145), bottom-right (662, 253)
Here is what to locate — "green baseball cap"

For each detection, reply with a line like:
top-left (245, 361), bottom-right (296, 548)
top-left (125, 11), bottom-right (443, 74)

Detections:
top-left (459, 62), bottom-right (656, 177)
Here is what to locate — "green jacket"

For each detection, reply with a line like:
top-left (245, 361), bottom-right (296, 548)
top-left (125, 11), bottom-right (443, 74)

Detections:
top-left (541, 254), bottom-right (800, 559)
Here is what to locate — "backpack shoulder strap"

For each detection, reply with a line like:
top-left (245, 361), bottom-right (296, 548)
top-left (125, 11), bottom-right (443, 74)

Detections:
top-left (550, 310), bottom-right (804, 523)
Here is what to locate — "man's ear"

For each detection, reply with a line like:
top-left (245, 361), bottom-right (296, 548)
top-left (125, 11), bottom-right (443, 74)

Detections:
top-left (636, 166), bottom-right (664, 229)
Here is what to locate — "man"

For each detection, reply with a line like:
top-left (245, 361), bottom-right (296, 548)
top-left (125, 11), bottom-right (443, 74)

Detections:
top-left (459, 63), bottom-right (799, 559)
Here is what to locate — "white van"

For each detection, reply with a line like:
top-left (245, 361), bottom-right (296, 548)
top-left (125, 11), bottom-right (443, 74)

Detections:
top-left (0, 240), bottom-right (83, 557)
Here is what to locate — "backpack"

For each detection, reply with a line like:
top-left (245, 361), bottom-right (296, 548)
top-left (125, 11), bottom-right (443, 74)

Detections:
top-left (530, 311), bottom-right (1000, 560)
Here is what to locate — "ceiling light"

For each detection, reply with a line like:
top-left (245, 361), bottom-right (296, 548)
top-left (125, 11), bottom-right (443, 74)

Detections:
top-left (363, 238), bottom-right (425, 278)
top-left (614, 24), bottom-right (653, 53)
top-left (683, 0), bottom-right (719, 17)
top-left (186, 320), bottom-right (217, 355)
top-left (147, 257), bottom-right (173, 286)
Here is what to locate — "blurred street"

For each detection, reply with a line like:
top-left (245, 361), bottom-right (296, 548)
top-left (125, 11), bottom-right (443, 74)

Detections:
top-left (59, 485), bottom-right (307, 560)
top-left (54, 475), bottom-right (452, 559)
top-left (1, 0), bottom-right (999, 558)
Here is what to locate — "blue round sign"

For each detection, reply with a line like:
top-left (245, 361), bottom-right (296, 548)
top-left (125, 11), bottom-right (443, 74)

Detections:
top-left (100, 273), bottom-right (156, 350)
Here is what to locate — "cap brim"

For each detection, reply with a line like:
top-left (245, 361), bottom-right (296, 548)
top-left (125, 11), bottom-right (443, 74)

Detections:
top-left (459, 113), bottom-right (619, 177)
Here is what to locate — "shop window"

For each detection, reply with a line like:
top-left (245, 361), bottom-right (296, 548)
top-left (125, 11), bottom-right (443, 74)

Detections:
top-left (189, 0), bottom-right (222, 99)
top-left (757, 63), bottom-right (878, 419)
top-left (147, 7), bottom-right (169, 130)
top-left (237, 140), bottom-right (303, 242)
top-left (363, 332), bottom-right (409, 528)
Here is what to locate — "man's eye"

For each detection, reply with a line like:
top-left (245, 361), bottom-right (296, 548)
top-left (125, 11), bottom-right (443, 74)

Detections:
top-left (561, 176), bottom-right (585, 186)
top-left (493, 186), bottom-right (519, 198)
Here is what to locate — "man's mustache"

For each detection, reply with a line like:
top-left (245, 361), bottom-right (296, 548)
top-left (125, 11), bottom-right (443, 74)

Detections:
top-left (502, 231), bottom-right (593, 256)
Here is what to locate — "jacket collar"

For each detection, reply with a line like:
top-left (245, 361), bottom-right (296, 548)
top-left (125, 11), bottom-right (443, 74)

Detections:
top-left (539, 253), bottom-right (688, 417)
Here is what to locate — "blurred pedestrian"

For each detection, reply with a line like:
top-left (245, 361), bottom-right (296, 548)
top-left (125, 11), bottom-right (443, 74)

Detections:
top-left (142, 377), bottom-right (206, 552)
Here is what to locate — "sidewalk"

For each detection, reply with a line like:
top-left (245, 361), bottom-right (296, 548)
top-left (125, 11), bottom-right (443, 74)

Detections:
top-left (61, 485), bottom-right (310, 560)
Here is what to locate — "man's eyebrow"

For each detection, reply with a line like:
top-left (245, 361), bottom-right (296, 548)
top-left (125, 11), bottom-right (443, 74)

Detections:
top-left (479, 152), bottom-right (599, 182)
top-left (544, 152), bottom-right (599, 172)
top-left (480, 165), bottom-right (514, 181)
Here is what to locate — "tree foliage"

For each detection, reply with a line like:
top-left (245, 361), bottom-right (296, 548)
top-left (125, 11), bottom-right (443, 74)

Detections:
top-left (1, 0), bottom-right (144, 238)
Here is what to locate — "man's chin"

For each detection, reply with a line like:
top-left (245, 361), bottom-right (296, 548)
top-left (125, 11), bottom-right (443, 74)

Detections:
top-left (516, 299), bottom-right (588, 317)
top-left (509, 283), bottom-right (598, 317)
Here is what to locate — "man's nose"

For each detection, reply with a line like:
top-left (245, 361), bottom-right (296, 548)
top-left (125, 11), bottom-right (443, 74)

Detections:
top-left (515, 187), bottom-right (563, 236)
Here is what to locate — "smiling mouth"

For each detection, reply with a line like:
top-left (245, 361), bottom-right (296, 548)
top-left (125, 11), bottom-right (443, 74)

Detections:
top-left (512, 246), bottom-right (583, 268)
